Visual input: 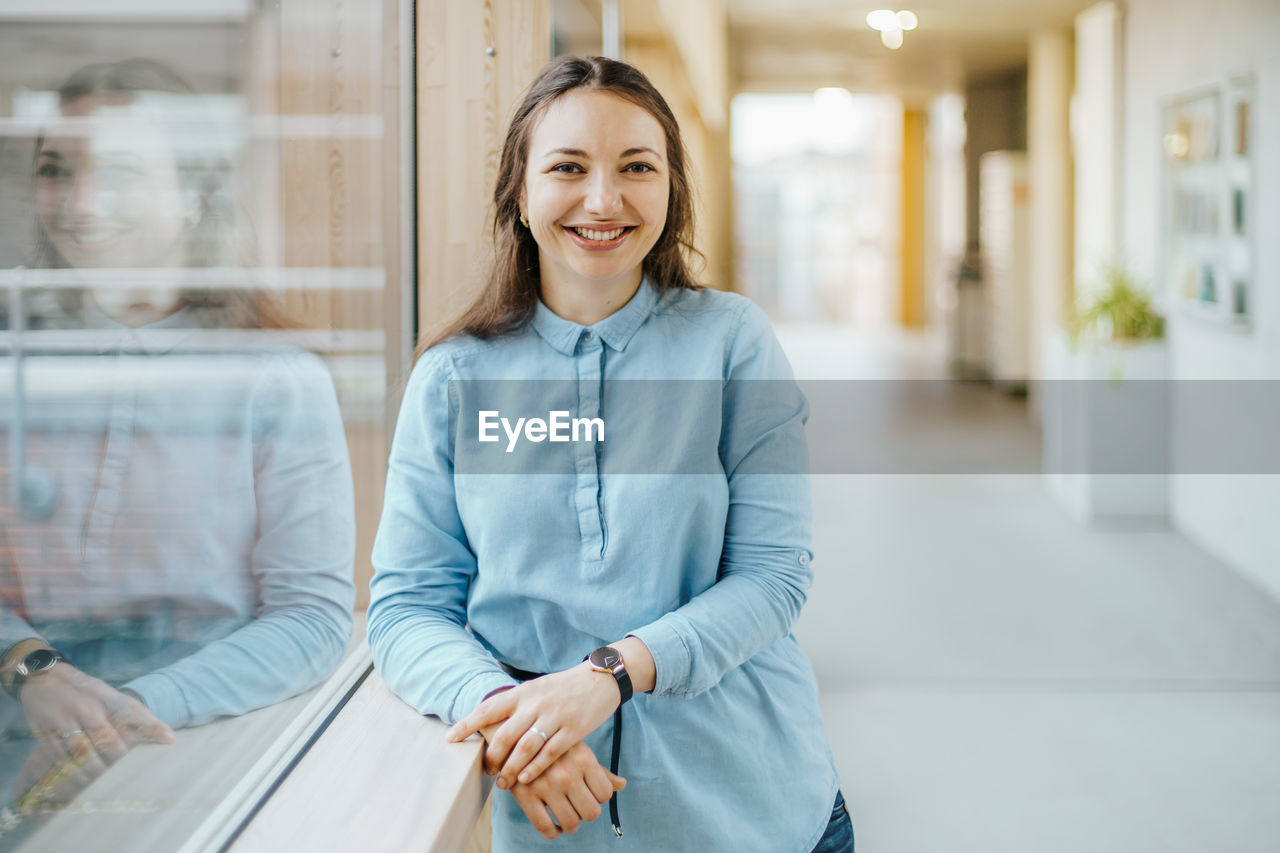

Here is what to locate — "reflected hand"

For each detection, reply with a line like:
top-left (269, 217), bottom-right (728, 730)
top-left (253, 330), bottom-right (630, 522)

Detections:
top-left (14, 663), bottom-right (175, 811)
top-left (446, 663), bottom-right (620, 791)
top-left (476, 720), bottom-right (624, 841)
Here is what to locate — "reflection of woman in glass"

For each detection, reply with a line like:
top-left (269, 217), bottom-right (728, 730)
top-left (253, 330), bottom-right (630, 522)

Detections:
top-left (0, 60), bottom-right (356, 814)
top-left (370, 57), bottom-right (852, 851)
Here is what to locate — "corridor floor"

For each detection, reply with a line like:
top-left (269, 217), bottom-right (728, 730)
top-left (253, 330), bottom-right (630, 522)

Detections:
top-left (779, 324), bottom-right (1280, 853)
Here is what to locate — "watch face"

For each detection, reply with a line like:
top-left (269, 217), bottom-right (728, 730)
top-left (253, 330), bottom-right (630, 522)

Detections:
top-left (22, 649), bottom-right (60, 675)
top-left (590, 647), bottom-right (622, 670)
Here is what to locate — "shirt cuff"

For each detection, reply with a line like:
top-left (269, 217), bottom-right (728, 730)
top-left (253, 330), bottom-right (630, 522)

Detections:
top-left (628, 618), bottom-right (692, 699)
top-left (450, 669), bottom-right (520, 724)
top-left (123, 671), bottom-right (189, 729)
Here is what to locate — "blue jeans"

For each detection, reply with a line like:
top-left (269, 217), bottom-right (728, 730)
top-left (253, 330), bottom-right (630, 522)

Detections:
top-left (810, 790), bottom-right (855, 853)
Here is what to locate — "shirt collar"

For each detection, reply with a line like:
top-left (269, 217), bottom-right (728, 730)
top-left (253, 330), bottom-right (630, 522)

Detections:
top-left (83, 302), bottom-right (199, 355)
top-left (531, 277), bottom-right (659, 356)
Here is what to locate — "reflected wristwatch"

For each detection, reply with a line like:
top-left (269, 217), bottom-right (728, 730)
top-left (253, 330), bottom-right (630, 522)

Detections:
top-left (3, 646), bottom-right (63, 698)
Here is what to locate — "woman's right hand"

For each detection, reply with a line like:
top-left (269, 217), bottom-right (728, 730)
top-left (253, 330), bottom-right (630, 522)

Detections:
top-left (14, 663), bottom-right (174, 811)
top-left (19, 664), bottom-right (175, 766)
top-left (478, 721), bottom-right (625, 839)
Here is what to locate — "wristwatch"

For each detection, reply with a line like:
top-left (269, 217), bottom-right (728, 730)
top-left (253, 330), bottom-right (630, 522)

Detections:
top-left (3, 646), bottom-right (63, 698)
top-left (584, 645), bottom-right (632, 705)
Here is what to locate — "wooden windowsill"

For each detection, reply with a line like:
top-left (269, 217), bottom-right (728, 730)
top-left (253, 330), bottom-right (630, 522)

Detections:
top-left (229, 668), bottom-right (490, 853)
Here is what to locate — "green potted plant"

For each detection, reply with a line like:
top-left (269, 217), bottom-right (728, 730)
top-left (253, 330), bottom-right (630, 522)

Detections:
top-left (1066, 263), bottom-right (1165, 348)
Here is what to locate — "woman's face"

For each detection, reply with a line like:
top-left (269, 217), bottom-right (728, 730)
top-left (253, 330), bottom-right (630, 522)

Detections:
top-left (35, 95), bottom-right (190, 323)
top-left (521, 89), bottom-right (669, 305)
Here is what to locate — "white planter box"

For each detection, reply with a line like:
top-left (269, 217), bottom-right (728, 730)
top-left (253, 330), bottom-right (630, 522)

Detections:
top-left (1042, 333), bottom-right (1169, 521)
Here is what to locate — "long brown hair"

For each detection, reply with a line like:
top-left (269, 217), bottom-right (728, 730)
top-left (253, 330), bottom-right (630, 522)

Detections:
top-left (416, 55), bottom-right (702, 357)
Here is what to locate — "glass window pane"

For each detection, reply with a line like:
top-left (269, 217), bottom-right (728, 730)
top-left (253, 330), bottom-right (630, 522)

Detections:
top-left (0, 2), bottom-right (407, 847)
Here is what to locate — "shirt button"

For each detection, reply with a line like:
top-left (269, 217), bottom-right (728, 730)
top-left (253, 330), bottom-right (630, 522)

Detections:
top-left (798, 552), bottom-right (811, 566)
top-left (582, 331), bottom-right (593, 342)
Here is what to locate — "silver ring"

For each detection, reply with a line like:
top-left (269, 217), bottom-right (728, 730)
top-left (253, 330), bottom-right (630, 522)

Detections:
top-left (529, 726), bottom-right (549, 742)
top-left (59, 729), bottom-right (86, 739)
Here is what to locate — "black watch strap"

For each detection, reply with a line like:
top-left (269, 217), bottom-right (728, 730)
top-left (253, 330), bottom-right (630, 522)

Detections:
top-left (584, 646), bottom-right (630, 836)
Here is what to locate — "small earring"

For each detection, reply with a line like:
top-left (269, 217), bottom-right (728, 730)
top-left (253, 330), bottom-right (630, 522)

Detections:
top-left (519, 215), bottom-right (529, 228)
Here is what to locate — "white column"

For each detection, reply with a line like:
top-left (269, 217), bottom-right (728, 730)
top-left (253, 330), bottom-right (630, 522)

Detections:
top-left (1028, 27), bottom-right (1074, 381)
top-left (1073, 1), bottom-right (1123, 303)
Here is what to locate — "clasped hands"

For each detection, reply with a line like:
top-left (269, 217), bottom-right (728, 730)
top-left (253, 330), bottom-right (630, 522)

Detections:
top-left (446, 662), bottom-right (624, 839)
top-left (14, 663), bottom-right (175, 813)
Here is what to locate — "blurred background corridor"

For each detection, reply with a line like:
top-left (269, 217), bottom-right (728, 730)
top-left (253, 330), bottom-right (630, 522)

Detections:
top-left (2, 0), bottom-right (1278, 850)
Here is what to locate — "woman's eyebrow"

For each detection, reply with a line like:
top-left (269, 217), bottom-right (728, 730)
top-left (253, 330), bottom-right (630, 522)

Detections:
top-left (620, 146), bottom-right (662, 160)
top-left (36, 150), bottom-right (64, 160)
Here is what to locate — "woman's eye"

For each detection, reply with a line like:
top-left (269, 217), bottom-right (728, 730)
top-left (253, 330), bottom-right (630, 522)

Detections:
top-left (36, 163), bottom-right (70, 180)
top-left (623, 162), bottom-right (655, 173)
top-left (551, 163), bottom-right (584, 174)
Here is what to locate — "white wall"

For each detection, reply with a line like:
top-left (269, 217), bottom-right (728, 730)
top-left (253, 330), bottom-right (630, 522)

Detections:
top-left (1121, 0), bottom-right (1280, 598)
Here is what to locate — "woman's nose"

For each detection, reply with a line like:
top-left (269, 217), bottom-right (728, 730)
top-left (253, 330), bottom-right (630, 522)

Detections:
top-left (63, 171), bottom-right (112, 218)
top-left (583, 171), bottom-right (622, 216)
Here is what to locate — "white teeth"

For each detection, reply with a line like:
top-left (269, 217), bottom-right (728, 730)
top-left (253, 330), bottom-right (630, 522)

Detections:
top-left (70, 231), bottom-right (120, 245)
top-left (572, 226), bottom-right (626, 241)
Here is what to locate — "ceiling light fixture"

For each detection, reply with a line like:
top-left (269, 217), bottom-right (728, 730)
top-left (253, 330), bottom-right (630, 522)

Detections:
top-left (866, 8), bottom-right (918, 50)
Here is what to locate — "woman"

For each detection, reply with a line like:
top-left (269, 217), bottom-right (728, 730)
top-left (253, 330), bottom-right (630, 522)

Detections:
top-left (1, 59), bottom-right (355, 815)
top-left (369, 56), bottom-right (852, 851)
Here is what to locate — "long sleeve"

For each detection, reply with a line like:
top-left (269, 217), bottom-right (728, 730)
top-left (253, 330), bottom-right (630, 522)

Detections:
top-left (0, 447), bottom-right (46, 652)
top-left (628, 302), bottom-right (814, 699)
top-left (366, 351), bottom-right (517, 724)
top-left (122, 352), bottom-right (356, 728)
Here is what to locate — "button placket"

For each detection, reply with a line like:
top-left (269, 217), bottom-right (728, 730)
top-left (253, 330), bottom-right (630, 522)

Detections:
top-left (81, 354), bottom-right (138, 579)
top-left (573, 330), bottom-right (606, 565)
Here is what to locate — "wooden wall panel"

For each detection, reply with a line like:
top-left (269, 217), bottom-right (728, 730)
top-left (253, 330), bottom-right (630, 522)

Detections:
top-left (416, 0), bottom-right (552, 339)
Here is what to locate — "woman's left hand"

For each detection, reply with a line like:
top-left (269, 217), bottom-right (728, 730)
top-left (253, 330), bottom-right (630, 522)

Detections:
top-left (445, 662), bottom-right (622, 791)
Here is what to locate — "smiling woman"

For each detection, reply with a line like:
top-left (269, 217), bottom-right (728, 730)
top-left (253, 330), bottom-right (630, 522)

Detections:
top-left (371, 56), bottom-right (852, 852)
top-left (29, 60), bottom-right (271, 329)
top-left (1, 58), bottom-right (357, 840)
top-left (413, 55), bottom-right (700, 355)
top-left (0, 0), bottom-right (412, 846)
top-left (520, 88), bottom-right (670, 324)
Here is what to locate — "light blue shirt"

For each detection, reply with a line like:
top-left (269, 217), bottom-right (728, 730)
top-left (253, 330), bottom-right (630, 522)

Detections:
top-left (369, 281), bottom-right (838, 852)
top-left (1, 310), bottom-right (356, 729)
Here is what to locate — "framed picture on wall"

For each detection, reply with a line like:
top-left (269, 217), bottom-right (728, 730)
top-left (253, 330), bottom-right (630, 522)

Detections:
top-left (1160, 75), bottom-right (1253, 327)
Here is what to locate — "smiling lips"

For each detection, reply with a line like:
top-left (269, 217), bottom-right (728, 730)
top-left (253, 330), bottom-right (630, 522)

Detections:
top-left (65, 228), bottom-right (124, 247)
top-left (565, 224), bottom-right (636, 250)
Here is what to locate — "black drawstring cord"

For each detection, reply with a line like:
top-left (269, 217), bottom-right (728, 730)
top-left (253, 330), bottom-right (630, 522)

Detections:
top-left (609, 705), bottom-right (623, 836)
